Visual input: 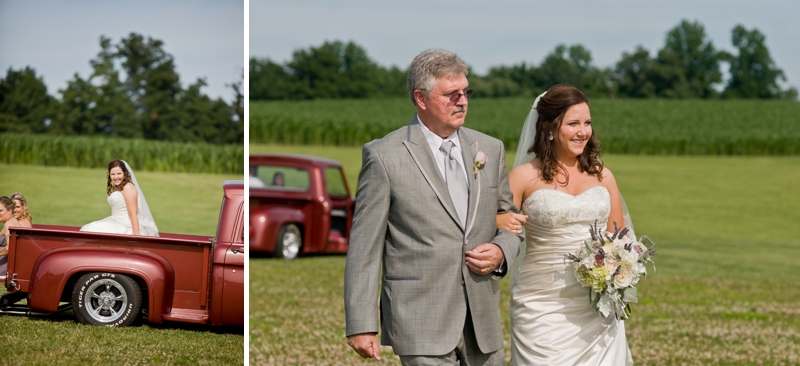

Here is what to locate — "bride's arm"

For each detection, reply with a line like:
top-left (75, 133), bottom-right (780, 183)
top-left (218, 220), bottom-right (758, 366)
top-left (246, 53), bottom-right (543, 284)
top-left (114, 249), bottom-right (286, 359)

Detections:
top-left (496, 165), bottom-right (530, 234)
top-left (121, 183), bottom-right (140, 236)
top-left (601, 168), bottom-right (625, 233)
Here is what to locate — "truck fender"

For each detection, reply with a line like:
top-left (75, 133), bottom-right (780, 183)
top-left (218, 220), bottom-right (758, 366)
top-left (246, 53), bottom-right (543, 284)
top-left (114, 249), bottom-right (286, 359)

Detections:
top-left (27, 247), bottom-right (175, 323)
top-left (251, 206), bottom-right (305, 251)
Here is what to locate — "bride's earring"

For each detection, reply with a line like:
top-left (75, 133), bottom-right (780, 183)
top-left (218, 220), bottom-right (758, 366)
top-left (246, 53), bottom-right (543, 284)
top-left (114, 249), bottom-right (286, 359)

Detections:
top-left (549, 132), bottom-right (553, 141)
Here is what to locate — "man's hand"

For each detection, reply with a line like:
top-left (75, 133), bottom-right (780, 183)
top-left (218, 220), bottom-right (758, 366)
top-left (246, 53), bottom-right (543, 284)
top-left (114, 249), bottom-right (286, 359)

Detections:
top-left (347, 333), bottom-right (381, 360)
top-left (466, 243), bottom-right (504, 275)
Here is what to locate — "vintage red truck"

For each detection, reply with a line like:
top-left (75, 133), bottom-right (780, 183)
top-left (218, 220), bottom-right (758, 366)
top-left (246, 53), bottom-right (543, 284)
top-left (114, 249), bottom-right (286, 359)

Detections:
top-left (0, 180), bottom-right (244, 327)
top-left (249, 154), bottom-right (354, 259)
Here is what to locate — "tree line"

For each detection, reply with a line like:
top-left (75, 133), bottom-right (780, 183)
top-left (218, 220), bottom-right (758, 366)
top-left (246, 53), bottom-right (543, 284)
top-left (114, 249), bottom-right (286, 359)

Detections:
top-left (0, 33), bottom-right (244, 144)
top-left (251, 20), bottom-right (797, 101)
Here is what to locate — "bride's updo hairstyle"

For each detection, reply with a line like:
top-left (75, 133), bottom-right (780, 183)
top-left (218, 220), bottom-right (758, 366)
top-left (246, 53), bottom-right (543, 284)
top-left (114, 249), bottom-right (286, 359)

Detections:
top-left (106, 159), bottom-right (134, 195)
top-left (531, 84), bottom-right (603, 184)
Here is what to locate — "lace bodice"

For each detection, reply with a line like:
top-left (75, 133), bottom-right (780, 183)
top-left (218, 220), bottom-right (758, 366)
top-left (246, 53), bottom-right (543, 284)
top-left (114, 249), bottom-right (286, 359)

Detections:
top-left (523, 186), bottom-right (610, 233)
top-left (520, 186), bottom-right (611, 263)
top-left (108, 191), bottom-right (130, 220)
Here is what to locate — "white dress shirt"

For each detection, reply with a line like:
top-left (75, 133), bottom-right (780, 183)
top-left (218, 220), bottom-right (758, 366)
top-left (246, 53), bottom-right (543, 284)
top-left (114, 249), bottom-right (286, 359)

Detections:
top-left (417, 116), bottom-right (470, 189)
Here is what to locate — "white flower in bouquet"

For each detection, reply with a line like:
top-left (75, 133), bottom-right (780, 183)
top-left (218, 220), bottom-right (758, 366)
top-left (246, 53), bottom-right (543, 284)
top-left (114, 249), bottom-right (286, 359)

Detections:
top-left (612, 266), bottom-right (633, 288)
top-left (620, 248), bottom-right (638, 265)
top-left (564, 220), bottom-right (657, 320)
top-left (604, 255), bottom-right (619, 274)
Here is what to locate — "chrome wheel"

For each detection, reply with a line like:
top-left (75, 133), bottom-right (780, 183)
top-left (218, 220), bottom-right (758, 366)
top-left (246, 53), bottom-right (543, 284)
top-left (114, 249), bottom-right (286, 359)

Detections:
top-left (277, 224), bottom-right (302, 260)
top-left (84, 278), bottom-right (129, 323)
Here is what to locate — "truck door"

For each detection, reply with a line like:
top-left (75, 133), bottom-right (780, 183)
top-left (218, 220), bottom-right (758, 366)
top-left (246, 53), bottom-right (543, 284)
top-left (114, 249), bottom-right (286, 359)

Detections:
top-left (324, 166), bottom-right (351, 253)
top-left (220, 214), bottom-right (245, 326)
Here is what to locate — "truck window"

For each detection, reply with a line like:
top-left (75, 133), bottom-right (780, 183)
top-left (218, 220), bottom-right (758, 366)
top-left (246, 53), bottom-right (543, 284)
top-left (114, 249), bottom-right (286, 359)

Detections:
top-left (325, 167), bottom-right (348, 197)
top-left (251, 165), bottom-right (309, 191)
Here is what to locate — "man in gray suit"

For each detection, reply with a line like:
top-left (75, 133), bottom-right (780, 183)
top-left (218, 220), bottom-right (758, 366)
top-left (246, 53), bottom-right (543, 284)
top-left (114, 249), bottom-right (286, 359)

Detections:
top-left (344, 49), bottom-right (522, 365)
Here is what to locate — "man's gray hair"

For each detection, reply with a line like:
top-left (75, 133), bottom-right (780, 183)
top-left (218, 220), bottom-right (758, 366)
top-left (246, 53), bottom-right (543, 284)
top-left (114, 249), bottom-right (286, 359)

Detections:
top-left (407, 49), bottom-right (469, 106)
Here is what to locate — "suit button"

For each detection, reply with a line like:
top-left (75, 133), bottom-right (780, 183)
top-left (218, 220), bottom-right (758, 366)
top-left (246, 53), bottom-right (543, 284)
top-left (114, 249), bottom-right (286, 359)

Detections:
top-left (464, 239), bottom-right (469, 246)
top-left (461, 280), bottom-right (465, 286)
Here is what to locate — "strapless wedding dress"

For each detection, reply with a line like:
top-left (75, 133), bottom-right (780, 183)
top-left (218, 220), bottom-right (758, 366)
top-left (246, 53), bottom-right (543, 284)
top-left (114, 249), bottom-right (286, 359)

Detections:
top-left (510, 186), bottom-right (632, 365)
top-left (80, 191), bottom-right (158, 236)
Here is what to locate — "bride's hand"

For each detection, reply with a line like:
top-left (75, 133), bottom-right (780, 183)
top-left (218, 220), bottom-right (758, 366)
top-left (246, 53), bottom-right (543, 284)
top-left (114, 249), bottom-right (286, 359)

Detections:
top-left (496, 212), bottom-right (527, 234)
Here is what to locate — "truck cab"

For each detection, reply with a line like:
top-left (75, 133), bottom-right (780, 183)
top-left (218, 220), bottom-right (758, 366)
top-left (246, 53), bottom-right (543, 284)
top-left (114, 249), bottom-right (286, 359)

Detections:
top-left (249, 154), bottom-right (354, 259)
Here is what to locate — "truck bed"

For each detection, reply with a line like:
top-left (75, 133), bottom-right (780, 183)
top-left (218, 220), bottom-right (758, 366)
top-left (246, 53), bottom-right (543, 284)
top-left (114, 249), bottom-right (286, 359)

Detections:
top-left (5, 224), bottom-right (214, 315)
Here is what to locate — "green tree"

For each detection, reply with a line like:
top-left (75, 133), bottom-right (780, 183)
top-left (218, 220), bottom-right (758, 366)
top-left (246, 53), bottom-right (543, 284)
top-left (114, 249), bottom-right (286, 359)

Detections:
top-left (250, 58), bottom-right (295, 99)
top-left (249, 40), bottom-right (406, 100)
top-left (474, 63), bottom-right (531, 98)
top-left (0, 67), bottom-right (56, 133)
top-left (723, 25), bottom-right (796, 99)
top-left (612, 46), bottom-right (656, 98)
top-left (55, 36), bottom-right (140, 137)
top-left (652, 20), bottom-right (723, 98)
top-left (115, 33), bottom-right (182, 140)
top-left (66, 33), bottom-right (242, 143)
top-left (288, 40), bottom-right (384, 98)
top-left (531, 44), bottom-right (611, 97)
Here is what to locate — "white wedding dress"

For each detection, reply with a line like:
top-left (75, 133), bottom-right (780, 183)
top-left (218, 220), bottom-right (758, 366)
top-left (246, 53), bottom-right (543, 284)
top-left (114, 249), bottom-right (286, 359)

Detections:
top-left (81, 191), bottom-right (138, 235)
top-left (510, 185), bottom-right (632, 365)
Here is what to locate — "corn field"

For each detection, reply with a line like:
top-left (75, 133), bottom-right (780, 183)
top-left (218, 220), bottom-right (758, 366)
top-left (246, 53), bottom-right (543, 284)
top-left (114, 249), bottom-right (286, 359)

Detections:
top-left (0, 133), bottom-right (243, 174)
top-left (250, 98), bottom-right (800, 155)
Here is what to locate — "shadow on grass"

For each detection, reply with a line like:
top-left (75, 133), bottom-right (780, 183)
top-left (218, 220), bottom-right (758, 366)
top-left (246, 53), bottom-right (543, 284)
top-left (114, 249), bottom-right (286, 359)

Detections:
top-left (249, 252), bottom-right (346, 260)
top-left (1, 308), bottom-right (244, 335)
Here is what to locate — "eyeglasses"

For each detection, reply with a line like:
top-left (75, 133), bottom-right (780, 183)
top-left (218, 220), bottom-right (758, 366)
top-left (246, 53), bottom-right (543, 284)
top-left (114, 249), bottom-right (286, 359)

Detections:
top-left (427, 88), bottom-right (474, 102)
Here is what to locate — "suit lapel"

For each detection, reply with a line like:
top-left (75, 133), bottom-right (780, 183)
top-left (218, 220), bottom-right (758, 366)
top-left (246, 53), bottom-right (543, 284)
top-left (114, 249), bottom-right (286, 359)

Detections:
top-left (402, 121), bottom-right (463, 230)
top-left (459, 128), bottom-right (480, 237)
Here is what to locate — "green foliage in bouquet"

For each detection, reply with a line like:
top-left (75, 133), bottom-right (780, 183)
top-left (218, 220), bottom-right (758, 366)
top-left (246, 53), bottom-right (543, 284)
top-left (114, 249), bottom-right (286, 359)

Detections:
top-left (565, 221), bottom-right (657, 319)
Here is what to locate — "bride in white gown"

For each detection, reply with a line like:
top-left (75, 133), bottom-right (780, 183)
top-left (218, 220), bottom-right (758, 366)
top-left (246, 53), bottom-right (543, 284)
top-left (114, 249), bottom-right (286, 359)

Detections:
top-left (497, 85), bottom-right (633, 365)
top-left (80, 159), bottom-right (158, 237)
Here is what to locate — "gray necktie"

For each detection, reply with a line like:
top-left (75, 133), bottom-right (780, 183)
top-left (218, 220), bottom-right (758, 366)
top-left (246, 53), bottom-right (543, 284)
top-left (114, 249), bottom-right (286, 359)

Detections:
top-left (440, 140), bottom-right (468, 226)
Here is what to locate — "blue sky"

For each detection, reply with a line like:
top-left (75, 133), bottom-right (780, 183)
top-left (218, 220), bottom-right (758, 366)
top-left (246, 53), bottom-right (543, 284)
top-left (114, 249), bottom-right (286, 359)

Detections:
top-left (0, 0), bottom-right (244, 102)
top-left (251, 0), bottom-right (800, 92)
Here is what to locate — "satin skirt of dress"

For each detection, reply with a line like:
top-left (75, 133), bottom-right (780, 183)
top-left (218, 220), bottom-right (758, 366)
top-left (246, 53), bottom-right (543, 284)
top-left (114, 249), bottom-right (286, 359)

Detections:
top-left (510, 226), bottom-right (632, 365)
top-left (80, 215), bottom-right (133, 235)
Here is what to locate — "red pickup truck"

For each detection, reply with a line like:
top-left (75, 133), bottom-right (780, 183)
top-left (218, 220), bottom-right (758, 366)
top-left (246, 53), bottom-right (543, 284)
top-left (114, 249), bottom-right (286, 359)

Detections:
top-left (0, 181), bottom-right (244, 327)
top-left (249, 154), bottom-right (354, 259)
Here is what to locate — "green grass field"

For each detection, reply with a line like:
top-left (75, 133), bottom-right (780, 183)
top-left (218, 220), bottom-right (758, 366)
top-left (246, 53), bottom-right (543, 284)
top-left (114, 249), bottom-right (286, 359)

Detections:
top-left (0, 165), bottom-right (243, 365)
top-left (251, 98), bottom-right (800, 155)
top-left (0, 164), bottom-right (242, 235)
top-left (250, 144), bottom-right (800, 365)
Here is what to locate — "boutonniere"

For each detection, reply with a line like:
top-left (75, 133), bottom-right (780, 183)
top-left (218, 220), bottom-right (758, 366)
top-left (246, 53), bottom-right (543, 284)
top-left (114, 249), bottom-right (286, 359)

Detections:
top-left (473, 151), bottom-right (487, 178)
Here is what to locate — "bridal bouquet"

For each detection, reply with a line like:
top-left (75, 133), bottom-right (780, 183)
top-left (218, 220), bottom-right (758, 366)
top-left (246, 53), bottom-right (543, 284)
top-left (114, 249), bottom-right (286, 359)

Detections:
top-left (564, 221), bottom-right (656, 320)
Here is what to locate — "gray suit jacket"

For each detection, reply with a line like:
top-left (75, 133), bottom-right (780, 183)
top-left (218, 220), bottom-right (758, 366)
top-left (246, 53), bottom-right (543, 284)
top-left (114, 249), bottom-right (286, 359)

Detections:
top-left (344, 120), bottom-right (521, 356)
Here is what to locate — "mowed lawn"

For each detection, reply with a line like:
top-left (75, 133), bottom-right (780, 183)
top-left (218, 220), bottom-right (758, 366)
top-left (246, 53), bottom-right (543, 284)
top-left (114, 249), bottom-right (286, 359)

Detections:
top-left (250, 144), bottom-right (800, 365)
top-left (0, 163), bottom-right (242, 236)
top-left (0, 164), bottom-right (243, 365)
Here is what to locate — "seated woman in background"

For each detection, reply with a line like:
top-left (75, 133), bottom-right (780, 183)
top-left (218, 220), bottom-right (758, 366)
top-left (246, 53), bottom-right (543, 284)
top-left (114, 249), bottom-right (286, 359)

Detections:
top-left (11, 192), bottom-right (32, 228)
top-left (1, 196), bottom-right (23, 279)
top-left (271, 172), bottom-right (285, 187)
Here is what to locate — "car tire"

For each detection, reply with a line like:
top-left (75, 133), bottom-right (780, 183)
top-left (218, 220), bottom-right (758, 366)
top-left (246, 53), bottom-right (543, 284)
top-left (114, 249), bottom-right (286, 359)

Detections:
top-left (72, 272), bottom-right (142, 327)
top-left (275, 223), bottom-right (302, 260)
